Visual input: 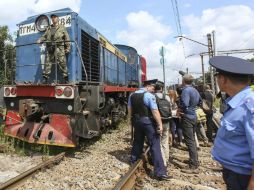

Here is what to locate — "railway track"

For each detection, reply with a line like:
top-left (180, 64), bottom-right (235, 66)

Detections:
top-left (113, 115), bottom-right (221, 190)
top-left (0, 152), bottom-right (65, 190)
top-left (113, 147), bottom-right (150, 190)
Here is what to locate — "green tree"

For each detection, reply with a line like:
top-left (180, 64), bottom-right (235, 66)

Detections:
top-left (248, 58), bottom-right (254, 64)
top-left (0, 26), bottom-right (15, 85)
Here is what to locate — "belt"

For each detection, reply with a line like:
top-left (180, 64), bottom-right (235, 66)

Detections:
top-left (132, 115), bottom-right (154, 124)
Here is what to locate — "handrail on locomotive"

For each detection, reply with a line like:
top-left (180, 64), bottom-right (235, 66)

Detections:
top-left (0, 40), bottom-right (88, 91)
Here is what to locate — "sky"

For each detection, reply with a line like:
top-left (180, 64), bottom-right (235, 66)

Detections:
top-left (1, 0), bottom-right (254, 85)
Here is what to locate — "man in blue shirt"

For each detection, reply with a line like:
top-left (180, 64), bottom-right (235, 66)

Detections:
top-left (210, 56), bottom-right (254, 190)
top-left (178, 74), bottom-right (201, 174)
top-left (128, 79), bottom-right (171, 181)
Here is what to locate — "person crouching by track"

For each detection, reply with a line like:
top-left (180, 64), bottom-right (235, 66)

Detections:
top-left (154, 81), bottom-right (172, 167)
top-left (128, 79), bottom-right (172, 181)
top-left (210, 56), bottom-right (254, 190)
top-left (177, 74), bottom-right (201, 174)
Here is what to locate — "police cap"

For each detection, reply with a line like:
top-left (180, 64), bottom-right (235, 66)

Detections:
top-left (50, 14), bottom-right (58, 18)
top-left (143, 79), bottom-right (158, 87)
top-left (209, 56), bottom-right (254, 75)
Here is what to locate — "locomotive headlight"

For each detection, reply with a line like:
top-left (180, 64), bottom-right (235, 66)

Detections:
top-left (4, 87), bottom-right (17, 97)
top-left (64, 87), bottom-right (73, 97)
top-left (35, 15), bottom-right (49, 32)
top-left (67, 105), bottom-right (73, 111)
top-left (4, 87), bottom-right (10, 96)
top-left (55, 86), bottom-right (74, 99)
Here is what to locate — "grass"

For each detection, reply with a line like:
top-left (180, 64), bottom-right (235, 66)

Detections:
top-left (0, 117), bottom-right (129, 157)
top-left (0, 123), bottom-right (67, 156)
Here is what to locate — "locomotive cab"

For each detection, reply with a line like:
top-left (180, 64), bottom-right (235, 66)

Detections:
top-left (1, 8), bottom-right (146, 147)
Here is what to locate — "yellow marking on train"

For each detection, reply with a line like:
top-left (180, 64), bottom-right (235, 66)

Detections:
top-left (98, 34), bottom-right (127, 62)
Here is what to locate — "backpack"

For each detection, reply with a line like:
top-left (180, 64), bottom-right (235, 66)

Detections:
top-left (201, 91), bottom-right (213, 114)
top-left (155, 93), bottom-right (172, 121)
top-left (201, 99), bottom-right (210, 113)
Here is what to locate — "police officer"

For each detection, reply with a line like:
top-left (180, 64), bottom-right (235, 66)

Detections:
top-left (178, 74), bottom-right (201, 174)
top-left (210, 56), bottom-right (254, 190)
top-left (128, 79), bottom-right (171, 181)
top-left (36, 14), bottom-right (71, 83)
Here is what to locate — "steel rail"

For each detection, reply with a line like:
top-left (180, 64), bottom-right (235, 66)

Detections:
top-left (113, 115), bottom-right (220, 190)
top-left (0, 152), bottom-right (65, 190)
top-left (113, 147), bottom-right (150, 190)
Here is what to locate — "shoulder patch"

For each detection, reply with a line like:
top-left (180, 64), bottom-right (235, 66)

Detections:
top-left (245, 98), bottom-right (254, 114)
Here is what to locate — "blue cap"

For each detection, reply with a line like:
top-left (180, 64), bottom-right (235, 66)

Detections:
top-left (209, 56), bottom-right (254, 75)
top-left (143, 79), bottom-right (158, 86)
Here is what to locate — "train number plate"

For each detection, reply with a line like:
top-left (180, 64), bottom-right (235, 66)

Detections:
top-left (19, 15), bottom-right (71, 36)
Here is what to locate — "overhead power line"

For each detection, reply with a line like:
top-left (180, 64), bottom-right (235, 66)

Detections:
top-left (170, 0), bottom-right (186, 59)
top-left (174, 0), bottom-right (183, 36)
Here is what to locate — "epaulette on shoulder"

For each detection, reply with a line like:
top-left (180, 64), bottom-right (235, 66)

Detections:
top-left (244, 97), bottom-right (254, 114)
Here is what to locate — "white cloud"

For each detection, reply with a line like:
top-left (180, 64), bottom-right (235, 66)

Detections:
top-left (117, 5), bottom-right (254, 85)
top-left (183, 5), bottom-right (254, 50)
top-left (184, 3), bottom-right (191, 8)
top-left (117, 11), bottom-right (171, 47)
top-left (0, 0), bottom-right (81, 32)
top-left (117, 11), bottom-right (179, 83)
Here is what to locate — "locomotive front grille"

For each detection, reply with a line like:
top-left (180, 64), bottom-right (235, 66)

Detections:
top-left (81, 30), bottom-right (100, 82)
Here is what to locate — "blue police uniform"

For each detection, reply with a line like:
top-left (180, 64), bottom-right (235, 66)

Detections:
top-left (212, 87), bottom-right (254, 174)
top-left (210, 56), bottom-right (254, 190)
top-left (128, 88), bottom-right (167, 177)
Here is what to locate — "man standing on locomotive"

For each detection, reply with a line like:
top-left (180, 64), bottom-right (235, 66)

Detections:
top-left (128, 79), bottom-right (172, 181)
top-left (36, 14), bottom-right (71, 84)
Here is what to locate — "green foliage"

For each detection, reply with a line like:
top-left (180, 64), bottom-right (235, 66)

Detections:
top-left (0, 25), bottom-right (15, 85)
top-left (248, 58), bottom-right (254, 63)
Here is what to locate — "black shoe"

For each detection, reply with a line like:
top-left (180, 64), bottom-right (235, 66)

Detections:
top-left (42, 76), bottom-right (48, 84)
top-left (155, 174), bottom-right (173, 181)
top-left (181, 166), bottom-right (199, 174)
top-left (64, 76), bottom-right (68, 84)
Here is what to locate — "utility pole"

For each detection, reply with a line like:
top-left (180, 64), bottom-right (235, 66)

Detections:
top-left (159, 46), bottom-right (166, 94)
top-left (207, 33), bottom-right (215, 93)
top-left (200, 53), bottom-right (205, 86)
top-left (212, 31), bottom-right (219, 94)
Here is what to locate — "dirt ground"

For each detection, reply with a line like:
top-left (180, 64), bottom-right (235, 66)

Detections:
top-left (0, 123), bottom-right (226, 190)
top-left (140, 142), bottom-right (226, 190)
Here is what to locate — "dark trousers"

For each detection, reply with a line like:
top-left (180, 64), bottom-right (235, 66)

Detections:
top-left (130, 120), bottom-right (167, 176)
top-left (181, 116), bottom-right (199, 168)
top-left (223, 168), bottom-right (251, 190)
top-left (170, 118), bottom-right (183, 143)
top-left (206, 113), bottom-right (213, 141)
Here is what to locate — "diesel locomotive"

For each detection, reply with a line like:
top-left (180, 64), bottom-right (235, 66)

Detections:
top-left (1, 8), bottom-right (147, 147)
